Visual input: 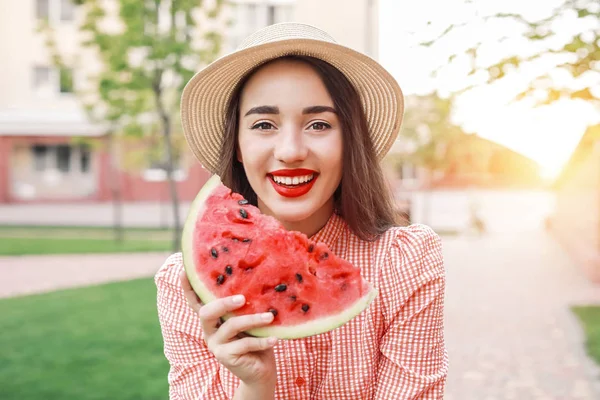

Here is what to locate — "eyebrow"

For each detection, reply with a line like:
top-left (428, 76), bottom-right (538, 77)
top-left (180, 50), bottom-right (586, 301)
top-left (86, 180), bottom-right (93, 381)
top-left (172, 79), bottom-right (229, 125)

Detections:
top-left (243, 105), bottom-right (337, 117)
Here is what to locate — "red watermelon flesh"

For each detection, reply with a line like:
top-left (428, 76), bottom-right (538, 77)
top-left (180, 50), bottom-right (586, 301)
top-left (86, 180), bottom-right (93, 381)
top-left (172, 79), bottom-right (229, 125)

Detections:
top-left (182, 175), bottom-right (378, 339)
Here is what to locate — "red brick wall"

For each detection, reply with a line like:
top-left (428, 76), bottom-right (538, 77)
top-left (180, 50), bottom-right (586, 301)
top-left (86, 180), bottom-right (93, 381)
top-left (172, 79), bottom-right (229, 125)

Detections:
top-left (117, 164), bottom-right (211, 202)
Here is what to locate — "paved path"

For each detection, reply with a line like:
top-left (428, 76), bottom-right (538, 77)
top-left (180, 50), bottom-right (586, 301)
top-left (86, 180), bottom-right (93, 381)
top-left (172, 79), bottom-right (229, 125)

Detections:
top-left (443, 230), bottom-right (600, 399)
top-left (1, 228), bottom-right (599, 398)
top-left (0, 252), bottom-right (170, 299)
top-left (0, 202), bottom-right (192, 228)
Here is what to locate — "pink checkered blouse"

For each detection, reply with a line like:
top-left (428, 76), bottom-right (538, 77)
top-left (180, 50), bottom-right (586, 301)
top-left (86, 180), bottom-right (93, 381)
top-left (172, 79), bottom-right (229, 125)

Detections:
top-left (155, 213), bottom-right (449, 399)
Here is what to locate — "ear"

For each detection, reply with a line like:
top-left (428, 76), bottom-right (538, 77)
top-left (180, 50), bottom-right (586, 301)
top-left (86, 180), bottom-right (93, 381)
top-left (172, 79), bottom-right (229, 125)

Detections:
top-left (236, 146), bottom-right (243, 163)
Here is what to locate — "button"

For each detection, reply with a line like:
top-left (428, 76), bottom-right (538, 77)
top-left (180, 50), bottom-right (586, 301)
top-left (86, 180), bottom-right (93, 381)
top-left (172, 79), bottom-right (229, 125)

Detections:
top-left (295, 377), bottom-right (306, 386)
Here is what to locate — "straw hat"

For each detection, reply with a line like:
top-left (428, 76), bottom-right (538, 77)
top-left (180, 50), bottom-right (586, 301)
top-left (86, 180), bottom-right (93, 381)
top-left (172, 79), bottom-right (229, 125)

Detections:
top-left (181, 22), bottom-right (404, 173)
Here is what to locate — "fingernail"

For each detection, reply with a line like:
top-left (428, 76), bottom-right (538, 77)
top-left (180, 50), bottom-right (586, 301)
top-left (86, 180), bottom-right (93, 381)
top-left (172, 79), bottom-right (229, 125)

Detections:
top-left (267, 337), bottom-right (278, 346)
top-left (261, 312), bottom-right (274, 321)
top-left (232, 295), bottom-right (245, 305)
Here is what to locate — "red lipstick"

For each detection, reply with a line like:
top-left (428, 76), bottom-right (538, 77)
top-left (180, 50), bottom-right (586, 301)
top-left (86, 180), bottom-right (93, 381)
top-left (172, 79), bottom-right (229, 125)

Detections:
top-left (268, 169), bottom-right (318, 198)
top-left (269, 168), bottom-right (317, 177)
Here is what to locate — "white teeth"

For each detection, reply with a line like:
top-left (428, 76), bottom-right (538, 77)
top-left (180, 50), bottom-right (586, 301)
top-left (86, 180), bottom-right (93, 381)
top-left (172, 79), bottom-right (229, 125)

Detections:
top-left (271, 173), bottom-right (315, 185)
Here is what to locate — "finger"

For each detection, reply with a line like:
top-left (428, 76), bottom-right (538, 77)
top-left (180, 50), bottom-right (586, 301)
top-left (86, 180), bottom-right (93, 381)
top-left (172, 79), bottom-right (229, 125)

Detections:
top-left (198, 295), bottom-right (246, 337)
top-left (213, 312), bottom-right (274, 344)
top-left (180, 270), bottom-right (202, 313)
top-left (222, 336), bottom-right (278, 357)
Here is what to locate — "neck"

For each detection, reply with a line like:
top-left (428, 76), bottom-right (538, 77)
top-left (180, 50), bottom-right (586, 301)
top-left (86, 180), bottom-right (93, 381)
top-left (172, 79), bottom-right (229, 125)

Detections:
top-left (259, 199), bottom-right (334, 237)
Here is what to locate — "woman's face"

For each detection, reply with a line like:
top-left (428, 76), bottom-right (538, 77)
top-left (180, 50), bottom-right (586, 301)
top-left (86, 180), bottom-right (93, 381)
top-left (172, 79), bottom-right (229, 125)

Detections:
top-left (237, 59), bottom-right (343, 235)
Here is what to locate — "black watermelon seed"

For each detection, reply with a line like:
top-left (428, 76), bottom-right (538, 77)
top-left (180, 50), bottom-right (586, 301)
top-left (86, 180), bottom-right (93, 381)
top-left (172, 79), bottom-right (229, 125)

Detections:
top-left (216, 275), bottom-right (225, 285)
top-left (238, 199), bottom-right (249, 205)
top-left (308, 244), bottom-right (314, 253)
top-left (274, 284), bottom-right (287, 292)
top-left (268, 308), bottom-right (278, 317)
top-left (301, 304), bottom-right (310, 312)
top-left (290, 295), bottom-right (297, 302)
top-left (222, 247), bottom-right (229, 253)
top-left (210, 248), bottom-right (218, 258)
top-left (295, 273), bottom-right (303, 283)
top-left (320, 252), bottom-right (329, 260)
top-left (242, 238), bottom-right (251, 243)
top-left (239, 208), bottom-right (248, 219)
top-left (225, 265), bottom-right (233, 275)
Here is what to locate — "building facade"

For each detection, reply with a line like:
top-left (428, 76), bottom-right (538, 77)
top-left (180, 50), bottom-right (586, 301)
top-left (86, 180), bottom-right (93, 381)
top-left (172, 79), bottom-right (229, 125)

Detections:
top-left (0, 0), bottom-right (379, 204)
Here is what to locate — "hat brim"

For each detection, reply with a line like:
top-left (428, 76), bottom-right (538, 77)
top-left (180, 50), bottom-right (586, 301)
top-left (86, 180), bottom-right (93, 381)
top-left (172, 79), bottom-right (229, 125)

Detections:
top-left (181, 38), bottom-right (404, 173)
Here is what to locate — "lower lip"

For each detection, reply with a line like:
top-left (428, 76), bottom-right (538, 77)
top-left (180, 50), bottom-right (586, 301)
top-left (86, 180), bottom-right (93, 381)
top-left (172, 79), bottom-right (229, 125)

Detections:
top-left (268, 175), bottom-right (318, 198)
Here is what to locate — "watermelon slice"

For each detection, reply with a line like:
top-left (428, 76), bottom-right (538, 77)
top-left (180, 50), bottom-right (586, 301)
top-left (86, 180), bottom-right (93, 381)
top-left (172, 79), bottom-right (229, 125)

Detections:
top-left (181, 175), bottom-right (378, 339)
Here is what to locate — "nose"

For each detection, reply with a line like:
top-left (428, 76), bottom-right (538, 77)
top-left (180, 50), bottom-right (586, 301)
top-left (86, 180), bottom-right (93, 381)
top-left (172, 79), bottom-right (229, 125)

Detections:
top-left (273, 127), bottom-right (309, 164)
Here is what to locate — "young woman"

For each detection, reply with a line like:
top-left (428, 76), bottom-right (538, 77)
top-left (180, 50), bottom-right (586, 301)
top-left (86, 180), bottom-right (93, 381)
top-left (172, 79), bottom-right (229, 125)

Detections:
top-left (156, 23), bottom-right (448, 399)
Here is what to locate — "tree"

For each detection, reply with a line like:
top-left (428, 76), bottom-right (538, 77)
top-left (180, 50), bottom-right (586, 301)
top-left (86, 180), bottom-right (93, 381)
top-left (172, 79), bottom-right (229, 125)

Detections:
top-left (399, 94), bottom-right (465, 175)
top-left (387, 94), bottom-right (465, 183)
top-left (43, 0), bottom-right (225, 250)
top-left (418, 0), bottom-right (599, 107)
top-left (386, 93), bottom-right (466, 224)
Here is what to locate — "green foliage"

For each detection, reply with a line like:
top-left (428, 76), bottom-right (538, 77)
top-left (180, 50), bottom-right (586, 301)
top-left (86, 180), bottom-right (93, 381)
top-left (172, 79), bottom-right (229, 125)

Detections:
top-left (41, 0), bottom-right (224, 169)
top-left (395, 94), bottom-right (466, 173)
top-left (0, 237), bottom-right (171, 256)
top-left (419, 0), bottom-right (600, 106)
top-left (572, 306), bottom-right (600, 366)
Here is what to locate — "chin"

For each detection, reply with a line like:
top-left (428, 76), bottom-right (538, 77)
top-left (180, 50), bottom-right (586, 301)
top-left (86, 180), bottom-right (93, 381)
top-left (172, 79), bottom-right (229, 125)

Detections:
top-left (268, 203), bottom-right (316, 223)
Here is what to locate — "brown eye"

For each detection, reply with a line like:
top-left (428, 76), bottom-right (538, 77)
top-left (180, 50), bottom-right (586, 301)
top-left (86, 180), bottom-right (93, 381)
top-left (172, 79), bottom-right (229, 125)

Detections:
top-left (310, 122), bottom-right (330, 131)
top-left (252, 122), bottom-right (274, 130)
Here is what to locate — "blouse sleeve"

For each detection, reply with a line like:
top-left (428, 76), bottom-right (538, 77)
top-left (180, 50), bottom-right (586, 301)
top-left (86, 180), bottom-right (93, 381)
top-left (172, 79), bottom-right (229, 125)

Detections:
top-left (374, 224), bottom-right (449, 399)
top-left (155, 253), bottom-right (235, 399)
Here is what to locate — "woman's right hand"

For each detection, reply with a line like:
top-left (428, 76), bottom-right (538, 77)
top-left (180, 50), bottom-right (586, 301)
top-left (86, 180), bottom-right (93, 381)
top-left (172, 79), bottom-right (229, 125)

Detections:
top-left (180, 271), bottom-right (279, 388)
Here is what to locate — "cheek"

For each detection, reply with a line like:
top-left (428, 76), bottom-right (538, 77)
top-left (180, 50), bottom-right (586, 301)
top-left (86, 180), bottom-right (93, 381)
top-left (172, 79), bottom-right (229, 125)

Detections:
top-left (237, 132), bottom-right (265, 171)
top-left (326, 133), bottom-right (343, 174)
top-left (237, 132), bottom-right (251, 164)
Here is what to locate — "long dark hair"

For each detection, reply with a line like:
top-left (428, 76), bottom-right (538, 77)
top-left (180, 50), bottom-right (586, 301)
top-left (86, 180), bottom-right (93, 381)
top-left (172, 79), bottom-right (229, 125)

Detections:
top-left (217, 55), bottom-right (400, 241)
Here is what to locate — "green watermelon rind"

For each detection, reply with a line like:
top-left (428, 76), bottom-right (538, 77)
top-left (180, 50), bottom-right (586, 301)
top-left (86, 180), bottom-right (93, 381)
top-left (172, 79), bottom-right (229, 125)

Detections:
top-left (244, 288), bottom-right (378, 339)
top-left (181, 174), bottom-right (378, 339)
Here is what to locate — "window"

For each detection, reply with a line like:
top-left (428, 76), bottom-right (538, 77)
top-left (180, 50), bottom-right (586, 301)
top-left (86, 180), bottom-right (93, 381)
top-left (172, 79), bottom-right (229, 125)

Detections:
top-left (80, 145), bottom-right (91, 173)
top-left (30, 144), bottom-right (90, 174)
top-left (267, 5), bottom-right (276, 25)
top-left (56, 145), bottom-right (71, 172)
top-left (33, 66), bottom-right (52, 90)
top-left (32, 145), bottom-right (48, 171)
top-left (36, 0), bottom-right (50, 20)
top-left (36, 0), bottom-right (74, 22)
top-left (59, 67), bottom-right (74, 93)
top-left (32, 66), bottom-right (75, 95)
top-left (60, 0), bottom-right (74, 21)
top-left (229, 1), bottom-right (295, 50)
top-left (270, 3), bottom-right (293, 23)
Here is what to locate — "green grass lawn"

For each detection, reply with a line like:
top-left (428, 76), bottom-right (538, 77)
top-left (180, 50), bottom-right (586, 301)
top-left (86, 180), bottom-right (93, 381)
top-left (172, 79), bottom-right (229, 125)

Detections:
top-left (0, 278), bottom-right (169, 400)
top-left (0, 226), bottom-right (174, 255)
top-left (572, 305), bottom-right (600, 365)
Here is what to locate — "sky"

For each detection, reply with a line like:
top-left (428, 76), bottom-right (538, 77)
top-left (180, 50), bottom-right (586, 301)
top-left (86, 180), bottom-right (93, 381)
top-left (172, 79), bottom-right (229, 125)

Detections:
top-left (378, 0), bottom-right (600, 179)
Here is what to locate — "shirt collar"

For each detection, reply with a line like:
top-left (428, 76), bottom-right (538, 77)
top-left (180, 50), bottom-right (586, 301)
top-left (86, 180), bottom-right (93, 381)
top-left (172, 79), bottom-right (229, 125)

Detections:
top-left (309, 211), bottom-right (345, 249)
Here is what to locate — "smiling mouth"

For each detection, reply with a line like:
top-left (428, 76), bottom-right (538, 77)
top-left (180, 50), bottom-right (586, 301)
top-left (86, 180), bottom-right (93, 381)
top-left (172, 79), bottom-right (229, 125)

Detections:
top-left (269, 173), bottom-right (316, 187)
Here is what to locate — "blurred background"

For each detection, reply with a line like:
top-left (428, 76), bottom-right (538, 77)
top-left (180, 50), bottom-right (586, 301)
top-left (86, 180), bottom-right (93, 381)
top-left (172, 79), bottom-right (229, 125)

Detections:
top-left (0, 0), bottom-right (599, 398)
